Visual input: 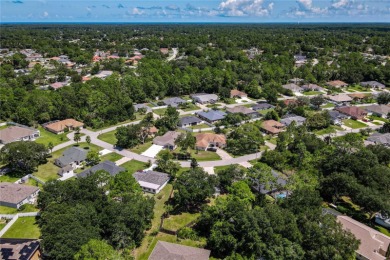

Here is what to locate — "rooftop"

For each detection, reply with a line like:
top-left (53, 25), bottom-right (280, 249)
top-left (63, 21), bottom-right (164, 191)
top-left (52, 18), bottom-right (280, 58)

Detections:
top-left (78, 160), bottom-right (125, 178)
top-left (44, 119), bottom-right (84, 133)
top-left (0, 238), bottom-right (40, 260)
top-left (197, 110), bottom-right (226, 121)
top-left (149, 241), bottom-right (211, 260)
top-left (226, 106), bottom-right (256, 115)
top-left (133, 170), bottom-right (170, 189)
top-left (0, 182), bottom-right (39, 205)
top-left (0, 125), bottom-right (38, 144)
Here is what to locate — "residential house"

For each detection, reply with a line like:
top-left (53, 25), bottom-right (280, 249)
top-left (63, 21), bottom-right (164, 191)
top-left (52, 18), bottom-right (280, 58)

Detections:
top-left (160, 48), bottom-right (169, 55)
top-left (260, 120), bottom-right (285, 135)
top-left (0, 125), bottom-right (40, 144)
top-left (325, 94), bottom-right (353, 105)
top-left (253, 170), bottom-right (288, 198)
top-left (283, 99), bottom-right (298, 106)
top-left (337, 215), bottom-right (390, 260)
top-left (367, 133), bottom-right (390, 147)
top-left (195, 133), bottom-right (227, 150)
top-left (197, 110), bottom-right (227, 123)
top-left (226, 106), bottom-right (259, 119)
top-left (133, 170), bottom-right (170, 194)
top-left (50, 82), bottom-right (67, 90)
top-left (348, 93), bottom-right (368, 102)
top-left (145, 126), bottom-right (158, 137)
top-left (134, 103), bottom-right (152, 113)
top-left (280, 115), bottom-right (306, 126)
top-left (191, 93), bottom-right (219, 104)
top-left (0, 238), bottom-right (41, 260)
top-left (282, 83), bottom-right (303, 93)
top-left (364, 105), bottom-right (390, 118)
top-left (94, 70), bottom-right (113, 79)
top-left (335, 106), bottom-right (368, 120)
top-left (163, 97), bottom-right (187, 108)
top-left (252, 103), bottom-right (275, 111)
top-left (326, 80), bottom-right (348, 88)
top-left (230, 89), bottom-right (248, 98)
top-left (178, 116), bottom-right (203, 127)
top-left (54, 146), bottom-right (87, 168)
top-left (361, 81), bottom-right (386, 89)
top-left (149, 241), bottom-right (211, 260)
top-left (328, 110), bottom-right (348, 125)
top-left (78, 160), bottom-right (125, 178)
top-left (58, 164), bottom-right (74, 177)
top-left (43, 119), bottom-right (84, 134)
top-left (301, 84), bottom-right (325, 92)
top-left (0, 182), bottom-right (40, 209)
top-left (294, 54), bottom-right (307, 67)
top-left (153, 131), bottom-right (180, 150)
top-left (289, 78), bottom-right (304, 84)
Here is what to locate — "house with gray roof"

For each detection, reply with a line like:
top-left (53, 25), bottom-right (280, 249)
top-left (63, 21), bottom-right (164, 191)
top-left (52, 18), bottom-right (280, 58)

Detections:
top-left (252, 103), bottom-right (275, 111)
top-left (0, 182), bottom-right (40, 208)
top-left (226, 106), bottom-right (259, 118)
top-left (328, 110), bottom-right (348, 125)
top-left (196, 110), bottom-right (226, 123)
top-left (133, 170), bottom-right (170, 194)
top-left (163, 97), bottom-right (187, 108)
top-left (364, 105), bottom-right (390, 118)
top-left (134, 103), bottom-right (152, 113)
top-left (280, 115), bottom-right (306, 126)
top-left (282, 83), bottom-right (303, 93)
top-left (178, 116), bottom-right (203, 127)
top-left (252, 170), bottom-right (288, 198)
top-left (0, 124), bottom-right (40, 144)
top-left (149, 241), bottom-right (211, 260)
top-left (360, 81), bottom-right (386, 89)
top-left (78, 160), bottom-right (125, 178)
top-left (153, 131), bottom-right (180, 150)
top-left (54, 146), bottom-right (87, 168)
top-left (367, 133), bottom-right (390, 147)
top-left (191, 93), bottom-right (219, 104)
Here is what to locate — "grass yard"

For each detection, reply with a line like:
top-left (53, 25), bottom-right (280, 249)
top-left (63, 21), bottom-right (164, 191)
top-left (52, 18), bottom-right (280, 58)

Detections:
top-left (34, 142), bottom-right (101, 182)
top-left (190, 150), bottom-right (221, 161)
top-left (89, 114), bottom-right (144, 131)
top-left (162, 212), bottom-right (200, 232)
top-left (0, 204), bottom-right (39, 214)
top-left (314, 125), bottom-right (344, 135)
top-left (100, 152), bottom-right (123, 162)
top-left (153, 108), bottom-right (167, 116)
top-left (190, 123), bottom-right (212, 129)
top-left (35, 126), bottom-right (69, 147)
top-left (303, 91), bottom-right (322, 95)
top-left (0, 174), bottom-right (20, 183)
top-left (0, 223), bottom-right (6, 231)
top-left (321, 103), bottom-right (335, 108)
top-left (372, 121), bottom-right (382, 125)
top-left (121, 160), bottom-right (148, 173)
top-left (1, 217), bottom-right (41, 239)
top-left (375, 225), bottom-right (390, 236)
top-left (347, 85), bottom-right (371, 92)
top-left (130, 141), bottom-right (153, 154)
top-left (181, 103), bottom-right (201, 112)
top-left (368, 115), bottom-right (388, 123)
top-left (258, 108), bottom-right (274, 115)
top-left (343, 119), bottom-right (368, 129)
top-left (214, 164), bottom-right (246, 173)
top-left (97, 130), bottom-right (117, 145)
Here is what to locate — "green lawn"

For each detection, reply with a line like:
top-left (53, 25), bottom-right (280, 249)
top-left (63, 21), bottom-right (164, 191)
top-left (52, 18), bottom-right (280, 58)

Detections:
top-left (130, 141), bottom-right (153, 154)
top-left (153, 108), bottom-right (167, 116)
top-left (0, 204), bottom-right (39, 214)
top-left (372, 121), bottom-right (382, 125)
top-left (34, 142), bottom-right (101, 182)
top-left (121, 160), bottom-right (148, 173)
top-left (321, 103), bottom-right (335, 108)
top-left (190, 123), bottom-right (212, 129)
top-left (88, 113), bottom-right (144, 131)
top-left (214, 164), bottom-right (246, 173)
top-left (100, 152), bottom-right (123, 162)
top-left (368, 115), bottom-right (388, 123)
top-left (162, 212), bottom-right (200, 231)
top-left (181, 103), bottom-right (201, 112)
top-left (0, 223), bottom-right (6, 231)
top-left (35, 126), bottom-right (69, 147)
top-left (343, 119), bottom-right (368, 129)
top-left (191, 150), bottom-right (221, 161)
top-left (375, 225), bottom-right (390, 236)
top-left (258, 108), bottom-right (274, 115)
top-left (314, 125), bottom-right (344, 135)
top-left (347, 85), bottom-right (371, 92)
top-left (0, 174), bottom-right (20, 183)
top-left (303, 91), bottom-right (322, 96)
top-left (97, 130), bottom-right (117, 145)
top-left (1, 217), bottom-right (41, 239)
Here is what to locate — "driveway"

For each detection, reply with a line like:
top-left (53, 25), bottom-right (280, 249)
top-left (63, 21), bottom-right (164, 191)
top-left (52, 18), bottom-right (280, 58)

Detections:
top-left (141, 144), bottom-right (164, 158)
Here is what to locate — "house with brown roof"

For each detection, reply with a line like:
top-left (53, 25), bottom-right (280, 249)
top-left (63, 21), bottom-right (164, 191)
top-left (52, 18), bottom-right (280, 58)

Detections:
top-left (226, 106), bottom-right (259, 118)
top-left (43, 119), bottom-right (84, 134)
top-left (153, 131), bottom-right (180, 150)
top-left (348, 93), bottom-right (368, 101)
top-left (335, 106), bottom-right (368, 120)
top-left (230, 89), bottom-right (248, 98)
top-left (195, 133), bottom-right (227, 150)
top-left (149, 241), bottom-right (211, 260)
top-left (0, 125), bottom-right (40, 144)
top-left (326, 80), bottom-right (348, 88)
top-left (160, 48), bottom-right (169, 55)
top-left (337, 215), bottom-right (390, 260)
top-left (260, 120), bottom-right (285, 135)
top-left (283, 99), bottom-right (298, 106)
top-left (325, 94), bottom-right (353, 105)
top-left (0, 182), bottom-right (40, 209)
top-left (0, 238), bottom-right (41, 260)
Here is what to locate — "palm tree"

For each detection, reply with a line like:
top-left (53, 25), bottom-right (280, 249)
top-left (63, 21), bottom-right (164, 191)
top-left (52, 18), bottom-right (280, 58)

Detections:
top-left (74, 133), bottom-right (81, 145)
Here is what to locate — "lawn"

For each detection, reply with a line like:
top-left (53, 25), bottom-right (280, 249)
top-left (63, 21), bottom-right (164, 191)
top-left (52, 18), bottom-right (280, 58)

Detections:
top-left (375, 225), bottom-right (390, 236)
top-left (130, 141), bottom-right (153, 154)
top-left (303, 91), bottom-right (322, 95)
top-left (343, 119), bottom-right (368, 129)
top-left (258, 108), bottom-right (274, 115)
top-left (162, 212), bottom-right (200, 232)
top-left (121, 160), bottom-right (148, 173)
top-left (214, 164), bottom-right (246, 173)
top-left (347, 85), bottom-right (371, 92)
top-left (0, 174), bottom-right (20, 183)
top-left (368, 115), bottom-right (388, 123)
top-left (314, 125), bottom-right (344, 135)
top-left (88, 113), bottom-right (144, 131)
top-left (1, 216), bottom-right (41, 239)
top-left (181, 103), bottom-right (201, 112)
top-left (100, 152), bottom-right (123, 162)
top-left (190, 150), bottom-right (221, 161)
top-left (190, 123), bottom-right (212, 130)
top-left (321, 103), bottom-right (335, 108)
top-left (0, 223), bottom-right (6, 231)
top-left (0, 204), bottom-right (39, 214)
top-left (97, 130), bottom-right (117, 145)
top-left (35, 126), bottom-right (69, 147)
top-left (153, 108), bottom-right (167, 116)
top-left (34, 142), bottom-right (101, 182)
top-left (372, 121), bottom-right (382, 125)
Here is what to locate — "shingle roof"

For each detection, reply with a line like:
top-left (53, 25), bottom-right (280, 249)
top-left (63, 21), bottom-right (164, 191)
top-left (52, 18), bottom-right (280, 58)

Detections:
top-left (360, 81), bottom-right (386, 88)
top-left (260, 120), bottom-right (285, 134)
top-left (254, 170), bottom-right (287, 194)
top-left (196, 133), bottom-right (226, 148)
top-left (0, 182), bottom-right (39, 205)
top-left (252, 103), bottom-right (275, 111)
top-left (325, 94), bottom-right (353, 103)
top-left (0, 126), bottom-right (38, 144)
top-left (367, 133), bottom-right (390, 145)
top-left (191, 93), bottom-right (219, 103)
top-left (328, 110), bottom-right (348, 120)
top-left (282, 83), bottom-right (302, 92)
top-left (327, 80), bottom-right (348, 87)
top-left (197, 110), bottom-right (226, 121)
top-left (78, 160), bottom-right (125, 178)
top-left (230, 89), bottom-right (247, 97)
top-left (335, 106), bottom-right (367, 119)
top-left (0, 238), bottom-right (40, 260)
top-left (133, 171), bottom-right (170, 186)
top-left (134, 104), bottom-right (152, 113)
top-left (149, 241), bottom-right (211, 260)
top-left (226, 106), bottom-right (256, 115)
top-left (163, 97), bottom-right (186, 107)
top-left (280, 116), bottom-right (306, 126)
top-left (178, 116), bottom-right (202, 126)
top-left (364, 105), bottom-right (390, 116)
top-left (55, 147), bottom-right (87, 167)
top-left (44, 119), bottom-right (84, 133)
top-left (153, 131), bottom-right (180, 147)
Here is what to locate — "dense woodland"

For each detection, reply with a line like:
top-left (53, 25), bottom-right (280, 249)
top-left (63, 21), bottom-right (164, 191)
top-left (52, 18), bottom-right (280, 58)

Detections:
top-left (1, 24), bottom-right (390, 128)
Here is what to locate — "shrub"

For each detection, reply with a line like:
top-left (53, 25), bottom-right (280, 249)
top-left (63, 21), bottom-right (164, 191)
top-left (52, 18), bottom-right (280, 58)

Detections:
top-left (177, 227), bottom-right (198, 240)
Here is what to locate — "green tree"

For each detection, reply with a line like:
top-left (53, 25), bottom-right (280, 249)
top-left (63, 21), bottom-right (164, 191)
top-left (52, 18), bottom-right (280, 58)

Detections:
top-left (74, 239), bottom-right (123, 260)
top-left (310, 95), bottom-right (325, 109)
top-left (74, 133), bottom-right (81, 144)
top-left (47, 142), bottom-right (54, 153)
top-left (86, 150), bottom-right (100, 166)
top-left (377, 92), bottom-right (390, 105)
top-left (226, 124), bottom-right (264, 156)
top-left (86, 136), bottom-right (91, 146)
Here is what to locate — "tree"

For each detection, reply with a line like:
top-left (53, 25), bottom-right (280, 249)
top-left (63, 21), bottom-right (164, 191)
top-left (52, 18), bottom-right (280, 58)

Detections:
top-left (86, 150), bottom-right (100, 166)
top-left (310, 95), bottom-right (325, 109)
top-left (264, 110), bottom-right (280, 121)
top-left (74, 133), bottom-right (81, 144)
top-left (0, 141), bottom-right (49, 175)
top-left (47, 142), bottom-right (54, 153)
top-left (190, 158), bottom-right (199, 169)
top-left (174, 168), bottom-right (217, 210)
top-left (175, 132), bottom-right (196, 151)
top-left (156, 150), bottom-right (180, 177)
top-left (74, 239), bottom-right (123, 260)
top-left (115, 124), bottom-right (141, 148)
top-left (377, 92), bottom-right (390, 105)
top-left (305, 111), bottom-right (330, 130)
top-left (227, 181), bottom-right (255, 205)
top-left (226, 124), bottom-right (264, 156)
top-left (155, 106), bottom-right (180, 130)
top-left (86, 136), bottom-right (91, 146)
top-left (248, 162), bottom-right (278, 194)
top-left (217, 165), bottom-right (246, 193)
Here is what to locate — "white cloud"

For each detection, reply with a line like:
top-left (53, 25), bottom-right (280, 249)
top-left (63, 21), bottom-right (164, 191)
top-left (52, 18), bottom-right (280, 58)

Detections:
top-left (268, 2), bottom-right (274, 10)
top-left (331, 0), bottom-right (349, 9)
top-left (132, 7), bottom-right (144, 15)
top-left (219, 0), bottom-right (272, 16)
top-left (43, 11), bottom-right (48, 17)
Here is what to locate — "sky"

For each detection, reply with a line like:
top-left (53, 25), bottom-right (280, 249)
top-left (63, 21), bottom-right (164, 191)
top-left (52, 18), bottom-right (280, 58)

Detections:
top-left (1, 0), bottom-right (390, 23)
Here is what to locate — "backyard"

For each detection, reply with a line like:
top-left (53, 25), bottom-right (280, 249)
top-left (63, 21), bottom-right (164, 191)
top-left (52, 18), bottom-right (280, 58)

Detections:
top-left (321, 103), bottom-right (335, 108)
top-left (180, 103), bottom-right (201, 112)
top-left (121, 160), bottom-right (148, 173)
top-left (303, 91), bottom-right (322, 96)
top-left (153, 108), bottom-right (167, 116)
top-left (343, 119), bottom-right (368, 129)
top-left (1, 217), bottom-right (41, 239)
top-left (97, 130), bottom-right (117, 145)
top-left (0, 204), bottom-right (39, 214)
top-left (314, 125), bottom-right (344, 135)
top-left (35, 126), bottom-right (69, 147)
top-left (162, 212), bottom-right (200, 232)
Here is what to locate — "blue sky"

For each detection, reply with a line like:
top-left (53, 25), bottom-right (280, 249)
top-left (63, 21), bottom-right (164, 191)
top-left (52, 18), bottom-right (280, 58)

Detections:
top-left (1, 0), bottom-right (390, 23)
